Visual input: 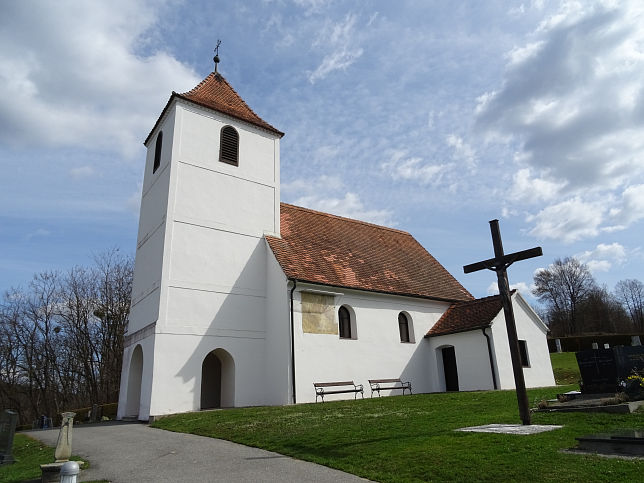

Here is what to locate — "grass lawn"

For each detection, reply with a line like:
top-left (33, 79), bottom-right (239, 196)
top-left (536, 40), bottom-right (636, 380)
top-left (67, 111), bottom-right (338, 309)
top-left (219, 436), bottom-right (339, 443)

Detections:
top-left (0, 434), bottom-right (57, 483)
top-left (550, 352), bottom-right (581, 385)
top-left (0, 434), bottom-right (102, 483)
top-left (153, 385), bottom-right (644, 482)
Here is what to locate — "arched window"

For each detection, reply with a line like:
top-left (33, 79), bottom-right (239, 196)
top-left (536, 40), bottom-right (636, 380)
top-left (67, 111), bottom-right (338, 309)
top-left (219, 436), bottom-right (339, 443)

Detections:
top-left (153, 131), bottom-right (163, 173)
top-left (219, 125), bottom-right (239, 166)
top-left (339, 306), bottom-right (352, 339)
top-left (398, 312), bottom-right (410, 343)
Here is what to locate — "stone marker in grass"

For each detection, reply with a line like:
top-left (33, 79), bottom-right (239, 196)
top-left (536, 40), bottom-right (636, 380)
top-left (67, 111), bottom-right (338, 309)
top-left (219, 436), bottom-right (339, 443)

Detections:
top-left (0, 409), bottom-right (18, 465)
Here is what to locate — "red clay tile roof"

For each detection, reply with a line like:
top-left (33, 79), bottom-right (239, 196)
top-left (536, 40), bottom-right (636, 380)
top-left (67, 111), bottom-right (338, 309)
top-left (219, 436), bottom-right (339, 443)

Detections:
top-left (266, 203), bottom-right (473, 302)
top-left (426, 291), bottom-right (516, 337)
top-left (145, 72), bottom-right (283, 145)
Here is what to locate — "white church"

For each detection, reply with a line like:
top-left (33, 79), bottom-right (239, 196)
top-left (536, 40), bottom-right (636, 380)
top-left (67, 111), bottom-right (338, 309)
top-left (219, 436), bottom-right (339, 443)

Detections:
top-left (117, 65), bottom-right (555, 421)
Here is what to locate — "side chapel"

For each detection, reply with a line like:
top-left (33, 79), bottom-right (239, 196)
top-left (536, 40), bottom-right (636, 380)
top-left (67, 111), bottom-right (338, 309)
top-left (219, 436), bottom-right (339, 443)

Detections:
top-left (117, 64), bottom-right (555, 421)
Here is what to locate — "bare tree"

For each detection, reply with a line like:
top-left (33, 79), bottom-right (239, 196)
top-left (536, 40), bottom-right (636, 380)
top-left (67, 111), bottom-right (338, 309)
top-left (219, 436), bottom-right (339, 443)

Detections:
top-left (579, 285), bottom-right (631, 334)
top-left (92, 248), bottom-right (133, 403)
top-left (532, 257), bottom-right (597, 336)
top-left (615, 279), bottom-right (644, 331)
top-left (0, 249), bottom-right (133, 425)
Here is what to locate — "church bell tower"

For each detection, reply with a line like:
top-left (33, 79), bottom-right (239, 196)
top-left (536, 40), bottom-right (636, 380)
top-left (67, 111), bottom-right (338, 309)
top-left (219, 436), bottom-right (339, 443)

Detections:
top-left (117, 53), bottom-right (284, 420)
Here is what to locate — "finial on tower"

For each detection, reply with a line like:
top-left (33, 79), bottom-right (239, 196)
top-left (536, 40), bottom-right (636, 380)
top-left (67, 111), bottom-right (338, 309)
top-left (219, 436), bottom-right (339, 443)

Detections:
top-left (213, 40), bottom-right (221, 74)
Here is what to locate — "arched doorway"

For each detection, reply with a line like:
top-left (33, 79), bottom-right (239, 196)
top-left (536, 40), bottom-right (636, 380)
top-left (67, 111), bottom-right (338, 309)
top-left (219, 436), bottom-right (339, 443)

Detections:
top-left (201, 349), bottom-right (235, 409)
top-left (125, 345), bottom-right (143, 418)
top-left (440, 346), bottom-right (459, 392)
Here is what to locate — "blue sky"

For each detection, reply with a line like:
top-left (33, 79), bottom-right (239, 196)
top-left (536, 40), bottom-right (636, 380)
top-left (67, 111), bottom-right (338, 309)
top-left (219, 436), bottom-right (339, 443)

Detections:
top-left (2, 0), bottom-right (644, 302)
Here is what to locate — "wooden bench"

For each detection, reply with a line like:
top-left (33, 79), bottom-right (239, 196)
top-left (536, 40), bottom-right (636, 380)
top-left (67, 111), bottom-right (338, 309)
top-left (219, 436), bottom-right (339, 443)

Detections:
top-left (314, 381), bottom-right (364, 403)
top-left (368, 378), bottom-right (412, 397)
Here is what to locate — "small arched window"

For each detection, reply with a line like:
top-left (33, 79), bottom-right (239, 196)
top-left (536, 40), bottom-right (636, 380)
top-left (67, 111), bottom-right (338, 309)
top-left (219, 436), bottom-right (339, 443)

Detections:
top-left (153, 131), bottom-right (163, 174)
top-left (339, 306), bottom-right (352, 339)
top-left (398, 312), bottom-right (410, 343)
top-left (219, 125), bottom-right (239, 166)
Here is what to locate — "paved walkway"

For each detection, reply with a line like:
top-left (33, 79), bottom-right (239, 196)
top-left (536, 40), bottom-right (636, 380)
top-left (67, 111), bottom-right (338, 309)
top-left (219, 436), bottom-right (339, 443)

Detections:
top-left (26, 422), bottom-right (369, 482)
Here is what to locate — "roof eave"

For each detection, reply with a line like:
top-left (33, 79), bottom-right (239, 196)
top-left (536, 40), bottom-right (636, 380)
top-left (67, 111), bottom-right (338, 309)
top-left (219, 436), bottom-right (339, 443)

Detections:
top-left (283, 277), bottom-right (471, 305)
top-left (143, 91), bottom-right (285, 146)
top-left (144, 92), bottom-right (179, 146)
top-left (425, 324), bottom-right (491, 338)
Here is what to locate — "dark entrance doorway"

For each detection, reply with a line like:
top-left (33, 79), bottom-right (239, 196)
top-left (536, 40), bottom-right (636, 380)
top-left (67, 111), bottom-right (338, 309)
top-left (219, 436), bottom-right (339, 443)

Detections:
top-left (442, 346), bottom-right (459, 391)
top-left (201, 352), bottom-right (222, 409)
top-left (125, 344), bottom-right (143, 418)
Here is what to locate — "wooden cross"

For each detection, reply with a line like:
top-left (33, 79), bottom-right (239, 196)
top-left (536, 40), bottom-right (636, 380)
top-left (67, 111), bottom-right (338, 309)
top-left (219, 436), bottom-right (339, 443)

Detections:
top-left (463, 220), bottom-right (542, 425)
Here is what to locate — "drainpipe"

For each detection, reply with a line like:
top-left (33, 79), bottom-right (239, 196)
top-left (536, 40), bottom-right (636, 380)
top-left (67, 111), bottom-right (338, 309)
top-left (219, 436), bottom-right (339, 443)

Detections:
top-left (482, 327), bottom-right (498, 390)
top-left (289, 279), bottom-right (297, 404)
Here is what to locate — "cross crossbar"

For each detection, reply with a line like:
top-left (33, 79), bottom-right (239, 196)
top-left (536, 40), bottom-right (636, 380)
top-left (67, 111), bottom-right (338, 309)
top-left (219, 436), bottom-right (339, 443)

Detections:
top-left (463, 247), bottom-right (543, 274)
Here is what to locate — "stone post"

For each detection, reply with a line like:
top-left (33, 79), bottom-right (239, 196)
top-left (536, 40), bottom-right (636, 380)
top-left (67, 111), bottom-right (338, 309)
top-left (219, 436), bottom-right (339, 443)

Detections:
top-left (0, 409), bottom-right (18, 465)
top-left (54, 412), bottom-right (76, 462)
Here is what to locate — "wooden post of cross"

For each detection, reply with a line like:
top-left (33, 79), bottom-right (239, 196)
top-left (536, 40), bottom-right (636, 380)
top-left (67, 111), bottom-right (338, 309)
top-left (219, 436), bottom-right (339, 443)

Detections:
top-left (463, 220), bottom-right (542, 425)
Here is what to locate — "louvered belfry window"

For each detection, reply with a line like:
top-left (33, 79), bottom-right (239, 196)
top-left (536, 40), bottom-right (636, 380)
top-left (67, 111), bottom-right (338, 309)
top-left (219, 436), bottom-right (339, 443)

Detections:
top-left (219, 125), bottom-right (239, 166)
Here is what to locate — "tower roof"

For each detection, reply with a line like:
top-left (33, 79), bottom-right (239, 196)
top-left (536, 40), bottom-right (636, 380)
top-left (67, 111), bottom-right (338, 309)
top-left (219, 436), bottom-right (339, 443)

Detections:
top-left (266, 203), bottom-right (474, 302)
top-left (145, 72), bottom-right (284, 145)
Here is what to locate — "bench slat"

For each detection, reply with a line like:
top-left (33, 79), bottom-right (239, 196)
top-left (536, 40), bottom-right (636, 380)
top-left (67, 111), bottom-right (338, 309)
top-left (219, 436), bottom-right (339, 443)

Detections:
top-left (314, 381), bottom-right (355, 387)
top-left (313, 381), bottom-right (364, 402)
top-left (368, 378), bottom-right (412, 398)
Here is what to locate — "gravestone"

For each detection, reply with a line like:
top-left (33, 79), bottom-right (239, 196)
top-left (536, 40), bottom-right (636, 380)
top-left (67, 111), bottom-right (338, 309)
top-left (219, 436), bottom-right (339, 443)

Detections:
top-left (0, 409), bottom-right (18, 465)
top-left (576, 346), bottom-right (644, 394)
top-left (613, 346), bottom-right (644, 380)
top-left (576, 349), bottom-right (617, 394)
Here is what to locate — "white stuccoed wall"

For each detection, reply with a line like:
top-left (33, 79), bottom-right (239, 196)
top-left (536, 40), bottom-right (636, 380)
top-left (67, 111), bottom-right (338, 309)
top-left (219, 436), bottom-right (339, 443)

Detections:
top-left (291, 283), bottom-right (451, 403)
top-left (263, 249), bottom-right (292, 406)
top-left (490, 292), bottom-right (556, 389)
top-left (426, 330), bottom-right (496, 392)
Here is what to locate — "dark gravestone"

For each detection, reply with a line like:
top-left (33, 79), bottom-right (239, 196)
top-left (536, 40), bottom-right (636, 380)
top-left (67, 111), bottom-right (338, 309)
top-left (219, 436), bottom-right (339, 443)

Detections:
top-left (576, 349), bottom-right (617, 394)
top-left (577, 345), bottom-right (644, 394)
top-left (614, 346), bottom-right (644, 380)
top-left (0, 409), bottom-right (18, 465)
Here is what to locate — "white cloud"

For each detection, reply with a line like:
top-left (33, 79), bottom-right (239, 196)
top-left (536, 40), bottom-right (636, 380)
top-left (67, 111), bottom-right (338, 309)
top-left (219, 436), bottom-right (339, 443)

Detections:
top-left (576, 242), bottom-right (627, 272)
top-left (381, 151), bottom-right (448, 186)
top-left (294, 192), bottom-right (393, 226)
top-left (487, 281), bottom-right (532, 298)
top-left (476, 1), bottom-right (644, 241)
top-left (293, 0), bottom-right (330, 16)
top-left (282, 175), bottom-right (344, 194)
top-left (284, 173), bottom-right (393, 225)
top-left (527, 197), bottom-right (604, 243)
top-left (446, 134), bottom-right (476, 167)
top-left (0, 0), bottom-right (199, 158)
top-left (609, 184), bottom-right (644, 226)
top-left (308, 13), bottom-right (364, 83)
top-left (509, 168), bottom-right (567, 203)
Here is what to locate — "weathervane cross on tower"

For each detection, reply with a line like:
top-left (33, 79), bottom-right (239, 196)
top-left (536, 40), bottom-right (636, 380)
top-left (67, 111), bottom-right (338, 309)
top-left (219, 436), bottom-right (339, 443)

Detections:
top-left (463, 220), bottom-right (542, 425)
top-left (214, 39), bottom-right (222, 74)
